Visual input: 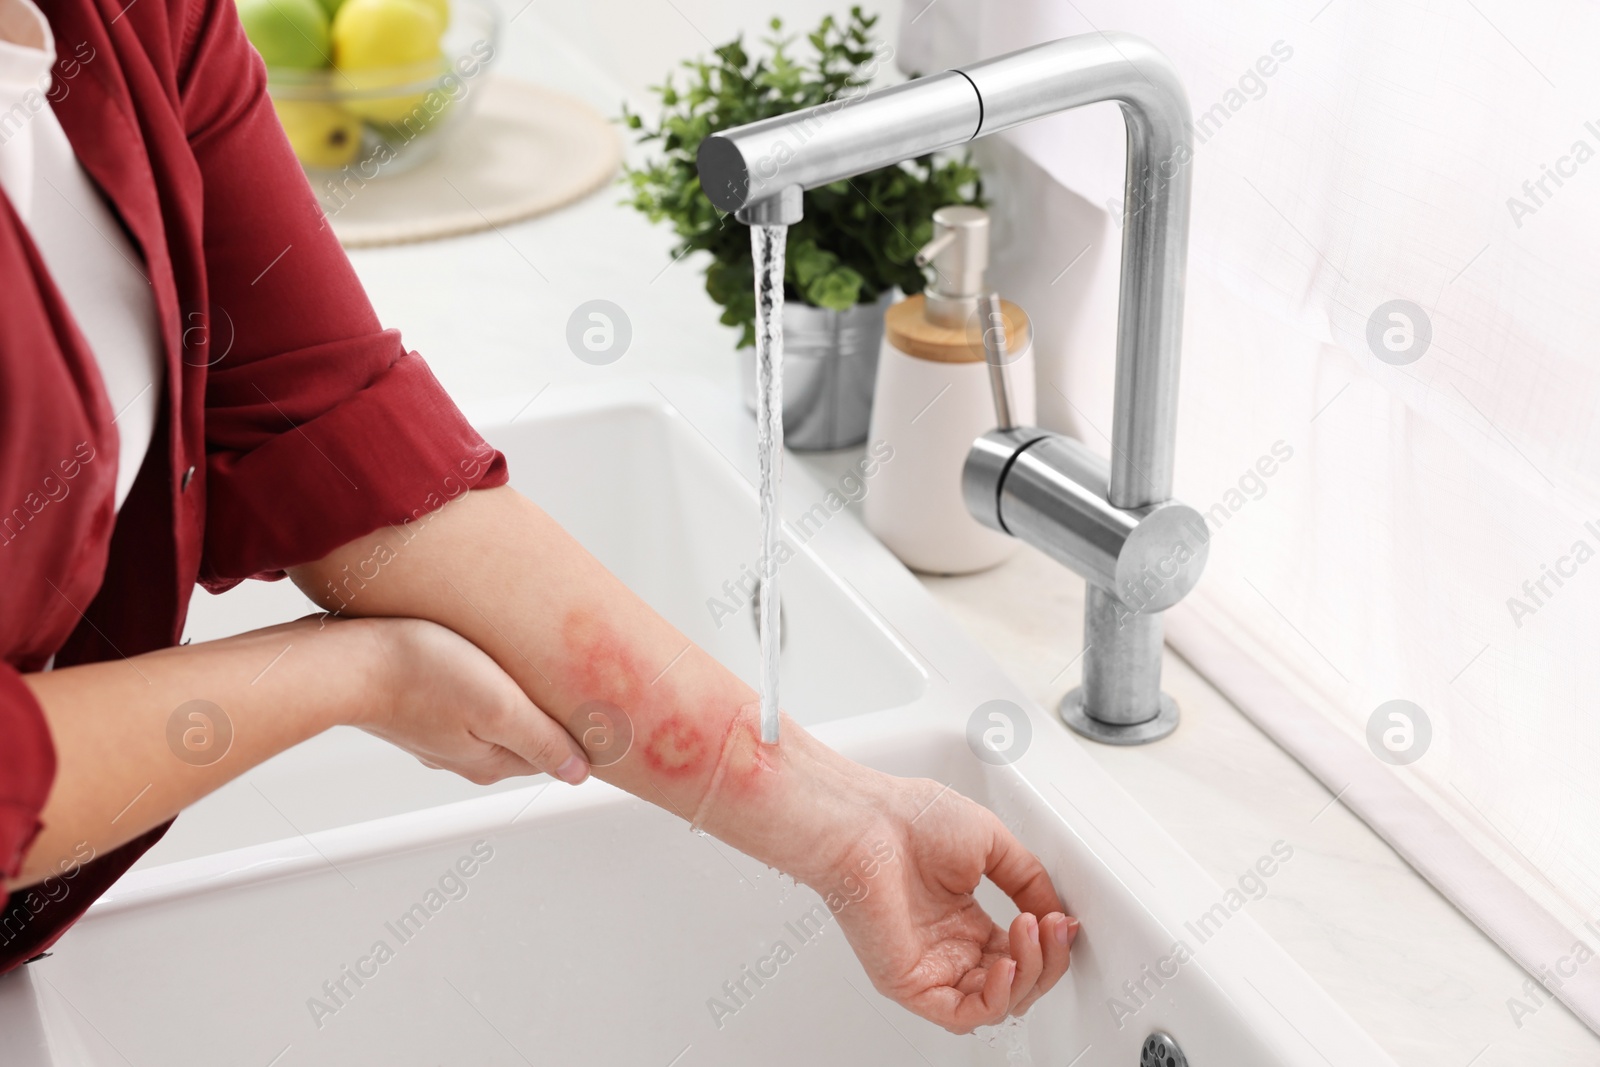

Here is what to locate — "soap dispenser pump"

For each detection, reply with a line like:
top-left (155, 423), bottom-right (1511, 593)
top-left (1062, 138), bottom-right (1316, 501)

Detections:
top-left (864, 205), bottom-right (1037, 575)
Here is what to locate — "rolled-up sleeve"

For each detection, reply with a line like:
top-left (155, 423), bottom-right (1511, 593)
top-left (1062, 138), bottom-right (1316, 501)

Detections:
top-left (177, 0), bottom-right (506, 590)
top-left (0, 666), bottom-right (55, 893)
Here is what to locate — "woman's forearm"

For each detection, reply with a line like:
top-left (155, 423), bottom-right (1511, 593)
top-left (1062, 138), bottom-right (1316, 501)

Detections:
top-left (288, 486), bottom-right (881, 886)
top-left (16, 618), bottom-right (380, 887)
top-left (21, 485), bottom-right (883, 893)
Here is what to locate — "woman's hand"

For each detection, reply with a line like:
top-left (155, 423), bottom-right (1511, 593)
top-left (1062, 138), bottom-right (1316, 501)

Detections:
top-left (806, 776), bottom-right (1078, 1034)
top-left (18, 613), bottom-right (586, 888)
top-left (354, 618), bottom-right (591, 786)
top-left (682, 709), bottom-right (1077, 1035)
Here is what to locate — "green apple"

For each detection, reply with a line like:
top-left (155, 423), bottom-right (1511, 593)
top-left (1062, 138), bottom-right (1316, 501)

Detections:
top-left (237, 0), bottom-right (330, 69)
top-left (274, 99), bottom-right (363, 169)
top-left (331, 0), bottom-right (444, 122)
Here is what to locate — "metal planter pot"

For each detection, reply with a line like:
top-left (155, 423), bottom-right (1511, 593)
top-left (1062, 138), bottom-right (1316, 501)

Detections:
top-left (739, 288), bottom-right (898, 452)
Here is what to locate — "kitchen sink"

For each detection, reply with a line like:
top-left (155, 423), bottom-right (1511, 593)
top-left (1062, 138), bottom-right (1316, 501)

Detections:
top-left (0, 381), bottom-right (1394, 1066)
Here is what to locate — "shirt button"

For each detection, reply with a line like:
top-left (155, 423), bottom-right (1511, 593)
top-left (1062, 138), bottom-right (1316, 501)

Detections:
top-left (181, 465), bottom-right (196, 491)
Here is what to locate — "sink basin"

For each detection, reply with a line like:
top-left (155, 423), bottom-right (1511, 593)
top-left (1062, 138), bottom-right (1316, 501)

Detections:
top-left (482, 385), bottom-right (928, 721)
top-left (0, 381), bottom-right (1395, 1065)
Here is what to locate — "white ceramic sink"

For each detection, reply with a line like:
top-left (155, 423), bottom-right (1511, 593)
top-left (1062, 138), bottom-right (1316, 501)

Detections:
top-left (0, 381), bottom-right (1395, 1066)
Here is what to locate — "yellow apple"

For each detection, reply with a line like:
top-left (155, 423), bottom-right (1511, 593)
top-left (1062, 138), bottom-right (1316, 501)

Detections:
top-left (274, 98), bottom-right (364, 169)
top-left (414, 0), bottom-right (448, 28)
top-left (331, 0), bottom-right (445, 122)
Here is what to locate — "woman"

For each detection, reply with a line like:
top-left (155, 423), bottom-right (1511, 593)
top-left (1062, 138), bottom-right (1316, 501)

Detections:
top-left (0, 0), bottom-right (1077, 1035)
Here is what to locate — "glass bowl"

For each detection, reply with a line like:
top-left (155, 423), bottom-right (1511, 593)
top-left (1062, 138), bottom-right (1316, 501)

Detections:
top-left (264, 0), bottom-right (500, 181)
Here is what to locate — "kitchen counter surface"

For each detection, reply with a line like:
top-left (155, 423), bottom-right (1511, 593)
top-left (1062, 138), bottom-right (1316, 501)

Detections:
top-left (799, 450), bottom-right (1600, 1067)
top-left (341, 4), bottom-right (1600, 1064)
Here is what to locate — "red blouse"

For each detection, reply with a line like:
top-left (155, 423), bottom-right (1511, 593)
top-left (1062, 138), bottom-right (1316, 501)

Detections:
top-left (0, 0), bottom-right (507, 969)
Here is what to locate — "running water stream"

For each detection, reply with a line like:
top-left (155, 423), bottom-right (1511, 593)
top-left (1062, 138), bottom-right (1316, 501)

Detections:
top-left (752, 221), bottom-right (1034, 1060)
top-left (750, 224), bottom-right (788, 745)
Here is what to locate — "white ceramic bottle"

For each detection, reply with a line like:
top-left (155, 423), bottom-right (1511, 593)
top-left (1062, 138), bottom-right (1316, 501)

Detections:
top-left (864, 205), bottom-right (1036, 575)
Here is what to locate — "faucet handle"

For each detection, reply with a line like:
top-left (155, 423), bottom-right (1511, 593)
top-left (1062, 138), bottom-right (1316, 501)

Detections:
top-left (979, 292), bottom-right (1016, 431)
top-left (962, 429), bottom-right (1210, 615)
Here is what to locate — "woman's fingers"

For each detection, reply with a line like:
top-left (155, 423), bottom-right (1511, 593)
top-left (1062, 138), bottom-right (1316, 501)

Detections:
top-left (967, 957), bottom-right (1015, 1031)
top-left (983, 811), bottom-right (1065, 921)
top-left (916, 957), bottom-right (1016, 1034)
top-left (460, 633), bottom-right (592, 783)
top-left (1006, 913), bottom-right (1045, 1012)
top-left (369, 619), bottom-right (592, 787)
top-left (459, 747), bottom-right (541, 786)
top-left (1016, 911), bottom-right (1077, 1014)
top-left (478, 690), bottom-right (591, 785)
top-left (978, 810), bottom-right (1078, 1014)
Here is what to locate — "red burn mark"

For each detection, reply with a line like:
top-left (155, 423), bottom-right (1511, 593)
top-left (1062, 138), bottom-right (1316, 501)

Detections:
top-left (558, 608), bottom-right (745, 788)
top-left (641, 714), bottom-right (711, 777)
top-left (561, 608), bottom-right (650, 709)
top-left (707, 704), bottom-right (785, 801)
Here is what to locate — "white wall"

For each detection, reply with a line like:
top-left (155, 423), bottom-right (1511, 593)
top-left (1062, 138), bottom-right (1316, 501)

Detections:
top-left (530, 0), bottom-right (904, 112)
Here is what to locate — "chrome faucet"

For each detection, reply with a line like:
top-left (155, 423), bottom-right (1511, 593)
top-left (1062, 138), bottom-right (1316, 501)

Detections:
top-left (698, 33), bottom-right (1209, 744)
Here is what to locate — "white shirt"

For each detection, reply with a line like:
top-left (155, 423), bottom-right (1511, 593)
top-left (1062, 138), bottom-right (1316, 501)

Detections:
top-left (0, 0), bottom-right (162, 512)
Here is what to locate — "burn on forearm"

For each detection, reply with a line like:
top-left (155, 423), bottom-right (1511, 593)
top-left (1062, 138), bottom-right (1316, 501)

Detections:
top-left (555, 608), bottom-right (781, 822)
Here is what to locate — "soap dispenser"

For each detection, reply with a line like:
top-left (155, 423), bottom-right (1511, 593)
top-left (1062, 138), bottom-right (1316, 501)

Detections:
top-left (864, 205), bottom-right (1036, 574)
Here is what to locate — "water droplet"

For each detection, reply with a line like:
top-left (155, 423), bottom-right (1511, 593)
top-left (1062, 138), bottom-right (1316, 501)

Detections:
top-left (975, 1017), bottom-right (1032, 1065)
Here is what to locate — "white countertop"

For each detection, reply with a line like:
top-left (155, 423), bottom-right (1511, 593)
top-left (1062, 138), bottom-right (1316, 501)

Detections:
top-left (342, 5), bottom-right (1600, 1063)
top-left (799, 467), bottom-right (1600, 1067)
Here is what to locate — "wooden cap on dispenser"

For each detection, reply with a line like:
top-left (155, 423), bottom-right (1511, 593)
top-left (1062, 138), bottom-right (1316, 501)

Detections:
top-left (884, 293), bottom-right (1031, 364)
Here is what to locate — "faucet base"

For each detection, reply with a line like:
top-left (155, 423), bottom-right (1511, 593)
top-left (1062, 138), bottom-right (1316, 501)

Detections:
top-left (1058, 688), bottom-right (1178, 745)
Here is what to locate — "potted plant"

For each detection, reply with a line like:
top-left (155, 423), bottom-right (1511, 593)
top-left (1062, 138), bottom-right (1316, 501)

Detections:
top-left (621, 7), bottom-right (982, 450)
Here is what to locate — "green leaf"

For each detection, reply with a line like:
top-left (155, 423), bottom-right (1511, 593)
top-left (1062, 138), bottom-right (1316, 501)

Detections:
top-left (804, 265), bottom-right (865, 310)
top-left (615, 7), bottom-right (985, 347)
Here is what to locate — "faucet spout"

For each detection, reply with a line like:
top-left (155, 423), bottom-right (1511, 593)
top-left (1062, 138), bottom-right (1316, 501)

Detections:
top-left (700, 33), bottom-right (1191, 504)
top-left (699, 32), bottom-right (1191, 503)
top-left (699, 34), bottom-right (1200, 744)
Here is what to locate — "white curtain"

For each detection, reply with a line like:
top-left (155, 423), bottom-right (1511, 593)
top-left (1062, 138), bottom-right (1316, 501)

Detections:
top-left (899, 0), bottom-right (1600, 1032)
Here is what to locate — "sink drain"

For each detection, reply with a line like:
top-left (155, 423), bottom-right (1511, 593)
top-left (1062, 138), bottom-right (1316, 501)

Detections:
top-left (1140, 1031), bottom-right (1188, 1067)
